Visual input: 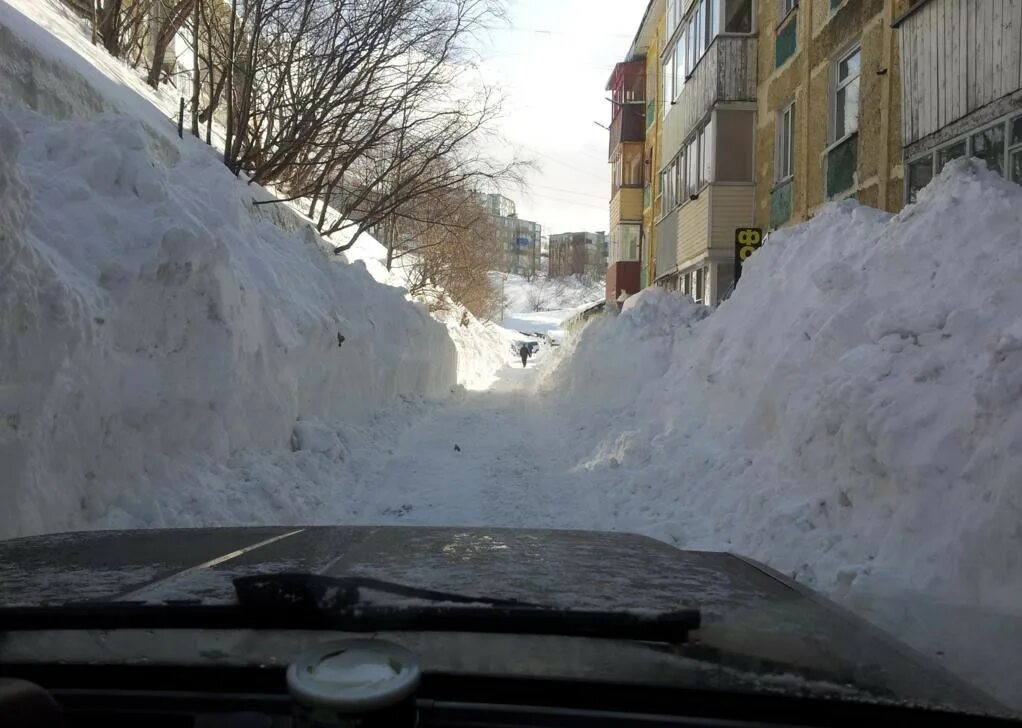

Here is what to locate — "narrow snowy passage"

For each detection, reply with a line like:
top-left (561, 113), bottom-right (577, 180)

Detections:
top-left (344, 348), bottom-right (582, 530)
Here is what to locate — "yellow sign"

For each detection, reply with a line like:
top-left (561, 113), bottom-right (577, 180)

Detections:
top-left (734, 227), bottom-right (762, 280)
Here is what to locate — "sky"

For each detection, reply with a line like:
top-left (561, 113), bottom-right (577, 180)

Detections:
top-left (477, 0), bottom-right (649, 236)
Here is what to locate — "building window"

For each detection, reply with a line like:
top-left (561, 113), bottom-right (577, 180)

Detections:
top-left (715, 109), bottom-right (754, 181)
top-left (693, 1), bottom-right (704, 60)
top-left (662, 54), bottom-right (673, 118)
top-left (825, 134), bottom-right (857, 198)
top-left (615, 224), bottom-right (641, 261)
top-left (971, 124), bottom-right (1005, 176)
top-left (699, 125), bottom-right (711, 188)
top-left (775, 13), bottom-right (797, 67)
top-left (907, 156), bottom-right (933, 203)
top-left (694, 267), bottom-right (705, 303)
top-left (675, 154), bottom-right (685, 205)
top-left (723, 0), bottom-right (753, 33)
top-left (687, 16), bottom-right (697, 71)
top-left (703, 0), bottom-right (716, 50)
top-left (775, 102), bottom-right (795, 182)
top-left (1010, 114), bottom-right (1022, 183)
top-left (674, 35), bottom-right (685, 97)
top-left (832, 46), bottom-right (860, 142)
top-left (668, 0), bottom-right (679, 33)
top-left (937, 140), bottom-right (966, 172)
top-left (667, 160), bottom-right (677, 211)
top-left (686, 136), bottom-right (699, 197)
top-left (659, 168), bottom-right (668, 216)
top-left (779, 0), bottom-right (797, 18)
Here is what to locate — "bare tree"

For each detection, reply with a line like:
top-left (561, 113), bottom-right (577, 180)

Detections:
top-left (401, 186), bottom-right (502, 318)
top-left (146, 0), bottom-right (195, 88)
top-left (217, 0), bottom-right (525, 251)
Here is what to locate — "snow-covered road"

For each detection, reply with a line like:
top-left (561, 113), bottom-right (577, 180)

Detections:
top-left (345, 349), bottom-right (582, 529)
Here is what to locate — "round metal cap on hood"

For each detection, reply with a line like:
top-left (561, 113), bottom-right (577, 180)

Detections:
top-left (286, 639), bottom-right (421, 712)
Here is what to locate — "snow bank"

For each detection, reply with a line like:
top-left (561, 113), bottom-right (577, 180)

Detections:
top-left (546, 160), bottom-right (1022, 707)
top-left (495, 273), bottom-right (604, 314)
top-left (0, 2), bottom-right (457, 537)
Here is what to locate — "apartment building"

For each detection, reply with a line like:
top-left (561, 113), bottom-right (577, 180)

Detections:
top-left (896, 0), bottom-right (1022, 201)
top-left (475, 193), bottom-right (542, 277)
top-left (639, 1), bottom-right (668, 289)
top-left (548, 232), bottom-right (608, 278)
top-left (654, 0), bottom-right (757, 304)
top-left (756, 0), bottom-right (904, 231)
top-left (606, 59), bottom-right (646, 302)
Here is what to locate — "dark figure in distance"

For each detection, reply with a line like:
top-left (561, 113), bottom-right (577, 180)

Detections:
top-left (519, 343), bottom-right (530, 368)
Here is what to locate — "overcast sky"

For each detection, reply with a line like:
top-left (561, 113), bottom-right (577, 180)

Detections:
top-left (477, 0), bottom-right (648, 236)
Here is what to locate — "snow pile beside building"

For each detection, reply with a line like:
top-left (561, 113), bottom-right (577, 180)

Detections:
top-left (546, 159), bottom-right (1022, 707)
top-left (0, 1), bottom-right (460, 538)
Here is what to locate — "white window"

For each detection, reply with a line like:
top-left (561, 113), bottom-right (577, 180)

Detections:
top-left (693, 1), bottom-right (704, 58)
top-left (659, 168), bottom-right (668, 216)
top-left (701, 120), bottom-right (714, 184)
top-left (779, 0), bottom-right (797, 18)
top-left (665, 160), bottom-right (676, 212)
top-left (674, 35), bottom-right (685, 98)
top-left (686, 136), bottom-right (699, 197)
top-left (703, 0), bottom-right (716, 50)
top-left (831, 46), bottom-right (860, 142)
top-left (662, 53), bottom-right (673, 118)
top-left (675, 154), bottom-right (684, 206)
top-left (775, 102), bottom-right (795, 182)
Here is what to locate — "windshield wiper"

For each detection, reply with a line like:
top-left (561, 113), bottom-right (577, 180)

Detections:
top-left (0, 573), bottom-right (700, 644)
top-left (231, 573), bottom-right (701, 643)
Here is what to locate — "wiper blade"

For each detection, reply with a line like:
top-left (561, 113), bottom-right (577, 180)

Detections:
top-left (0, 573), bottom-right (700, 644)
top-left (233, 572), bottom-right (542, 609)
top-left (231, 573), bottom-right (701, 643)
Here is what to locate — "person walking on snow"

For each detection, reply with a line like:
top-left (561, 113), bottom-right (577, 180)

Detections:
top-left (518, 343), bottom-right (530, 368)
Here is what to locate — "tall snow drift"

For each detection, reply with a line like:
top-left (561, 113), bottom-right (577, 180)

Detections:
top-left (0, 1), bottom-right (457, 537)
top-left (546, 159), bottom-right (1022, 707)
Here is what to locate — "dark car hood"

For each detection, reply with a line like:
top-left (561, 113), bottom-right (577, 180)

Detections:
top-left (0, 525), bottom-right (1005, 715)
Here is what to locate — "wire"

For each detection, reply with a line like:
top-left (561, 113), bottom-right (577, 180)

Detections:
top-left (483, 24), bottom-right (634, 39)
top-left (529, 183), bottom-right (608, 200)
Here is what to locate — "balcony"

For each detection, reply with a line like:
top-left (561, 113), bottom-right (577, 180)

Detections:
top-left (609, 106), bottom-right (646, 158)
top-left (663, 35), bottom-right (757, 151)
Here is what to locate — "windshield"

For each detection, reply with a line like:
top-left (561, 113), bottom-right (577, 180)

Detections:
top-left (0, 0), bottom-right (1019, 720)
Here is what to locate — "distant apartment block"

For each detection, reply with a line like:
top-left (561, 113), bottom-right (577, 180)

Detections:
top-left (475, 193), bottom-right (542, 277)
top-left (548, 232), bottom-right (608, 278)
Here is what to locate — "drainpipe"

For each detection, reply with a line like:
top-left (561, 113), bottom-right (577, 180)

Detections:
top-left (878, 0), bottom-right (896, 211)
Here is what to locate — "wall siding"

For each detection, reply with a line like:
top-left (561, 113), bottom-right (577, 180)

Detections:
top-left (618, 187), bottom-right (644, 221)
top-left (675, 193), bottom-right (711, 264)
top-left (901, 0), bottom-right (1022, 146)
top-left (709, 185), bottom-right (756, 249)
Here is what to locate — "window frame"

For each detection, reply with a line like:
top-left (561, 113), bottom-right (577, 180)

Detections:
top-left (779, 0), bottom-right (798, 22)
top-left (721, 0), bottom-right (755, 34)
top-left (775, 101), bottom-right (795, 184)
top-left (829, 44), bottom-right (861, 146)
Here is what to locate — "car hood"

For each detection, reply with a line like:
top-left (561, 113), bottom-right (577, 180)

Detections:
top-left (0, 525), bottom-right (1006, 715)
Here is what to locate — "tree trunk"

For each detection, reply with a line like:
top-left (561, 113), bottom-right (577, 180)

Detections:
top-left (385, 221), bottom-right (395, 272)
top-left (190, 0), bottom-right (200, 137)
top-left (223, 0), bottom-right (237, 169)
